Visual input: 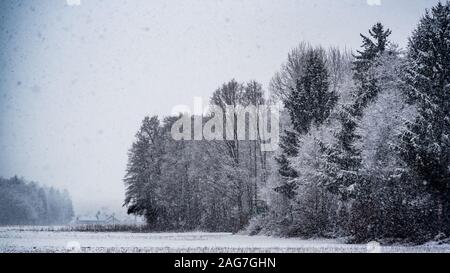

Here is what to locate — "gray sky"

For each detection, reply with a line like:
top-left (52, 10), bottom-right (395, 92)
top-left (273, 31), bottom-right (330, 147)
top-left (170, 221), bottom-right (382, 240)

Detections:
top-left (0, 0), bottom-right (441, 215)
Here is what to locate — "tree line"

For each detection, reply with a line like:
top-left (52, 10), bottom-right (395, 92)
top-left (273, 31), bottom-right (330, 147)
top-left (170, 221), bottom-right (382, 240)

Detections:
top-left (124, 2), bottom-right (450, 242)
top-left (0, 176), bottom-right (74, 225)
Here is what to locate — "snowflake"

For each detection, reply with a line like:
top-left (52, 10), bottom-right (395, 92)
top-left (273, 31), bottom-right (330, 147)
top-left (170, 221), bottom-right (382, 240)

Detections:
top-left (66, 0), bottom-right (81, 6)
top-left (367, 0), bottom-right (382, 6)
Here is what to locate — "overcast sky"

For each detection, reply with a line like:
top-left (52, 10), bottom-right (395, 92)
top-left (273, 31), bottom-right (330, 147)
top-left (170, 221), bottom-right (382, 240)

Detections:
top-left (0, 0), bottom-right (441, 215)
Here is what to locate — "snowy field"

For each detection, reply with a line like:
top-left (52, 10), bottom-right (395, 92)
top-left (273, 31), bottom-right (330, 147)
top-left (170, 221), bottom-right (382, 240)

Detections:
top-left (1, 226), bottom-right (449, 253)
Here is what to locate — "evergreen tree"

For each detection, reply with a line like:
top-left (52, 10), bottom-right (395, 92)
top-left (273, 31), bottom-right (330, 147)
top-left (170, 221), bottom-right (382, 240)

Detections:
top-left (274, 130), bottom-right (299, 198)
top-left (276, 48), bottom-right (336, 199)
top-left (353, 22), bottom-right (392, 115)
top-left (399, 2), bottom-right (450, 236)
top-left (287, 49), bottom-right (337, 133)
top-left (323, 23), bottom-right (392, 199)
top-left (0, 176), bottom-right (74, 225)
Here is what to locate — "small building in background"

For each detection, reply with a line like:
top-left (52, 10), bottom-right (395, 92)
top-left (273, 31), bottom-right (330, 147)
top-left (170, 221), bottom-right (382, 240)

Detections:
top-left (73, 212), bottom-right (120, 225)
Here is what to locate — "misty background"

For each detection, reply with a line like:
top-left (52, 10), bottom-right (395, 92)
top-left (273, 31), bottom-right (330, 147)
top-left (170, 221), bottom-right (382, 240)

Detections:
top-left (0, 0), bottom-right (440, 215)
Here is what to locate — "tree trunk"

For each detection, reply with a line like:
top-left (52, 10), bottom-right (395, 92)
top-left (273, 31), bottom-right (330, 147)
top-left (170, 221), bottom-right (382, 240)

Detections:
top-left (439, 186), bottom-right (450, 235)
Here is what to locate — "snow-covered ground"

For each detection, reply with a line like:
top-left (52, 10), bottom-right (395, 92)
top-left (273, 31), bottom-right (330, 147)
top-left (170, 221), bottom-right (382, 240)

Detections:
top-left (1, 226), bottom-right (449, 253)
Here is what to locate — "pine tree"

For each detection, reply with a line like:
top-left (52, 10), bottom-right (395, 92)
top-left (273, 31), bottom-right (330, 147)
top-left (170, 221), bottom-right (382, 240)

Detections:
top-left (276, 48), bottom-right (336, 198)
top-left (0, 177), bottom-right (74, 225)
top-left (322, 108), bottom-right (362, 199)
top-left (323, 23), bottom-right (392, 199)
top-left (399, 2), bottom-right (450, 236)
top-left (287, 49), bottom-right (338, 134)
top-left (353, 22), bottom-right (392, 116)
top-left (274, 130), bottom-right (299, 198)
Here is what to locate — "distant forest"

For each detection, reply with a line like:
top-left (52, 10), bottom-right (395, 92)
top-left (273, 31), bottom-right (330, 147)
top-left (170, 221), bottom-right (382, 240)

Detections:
top-left (124, 2), bottom-right (450, 243)
top-left (0, 176), bottom-right (74, 225)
